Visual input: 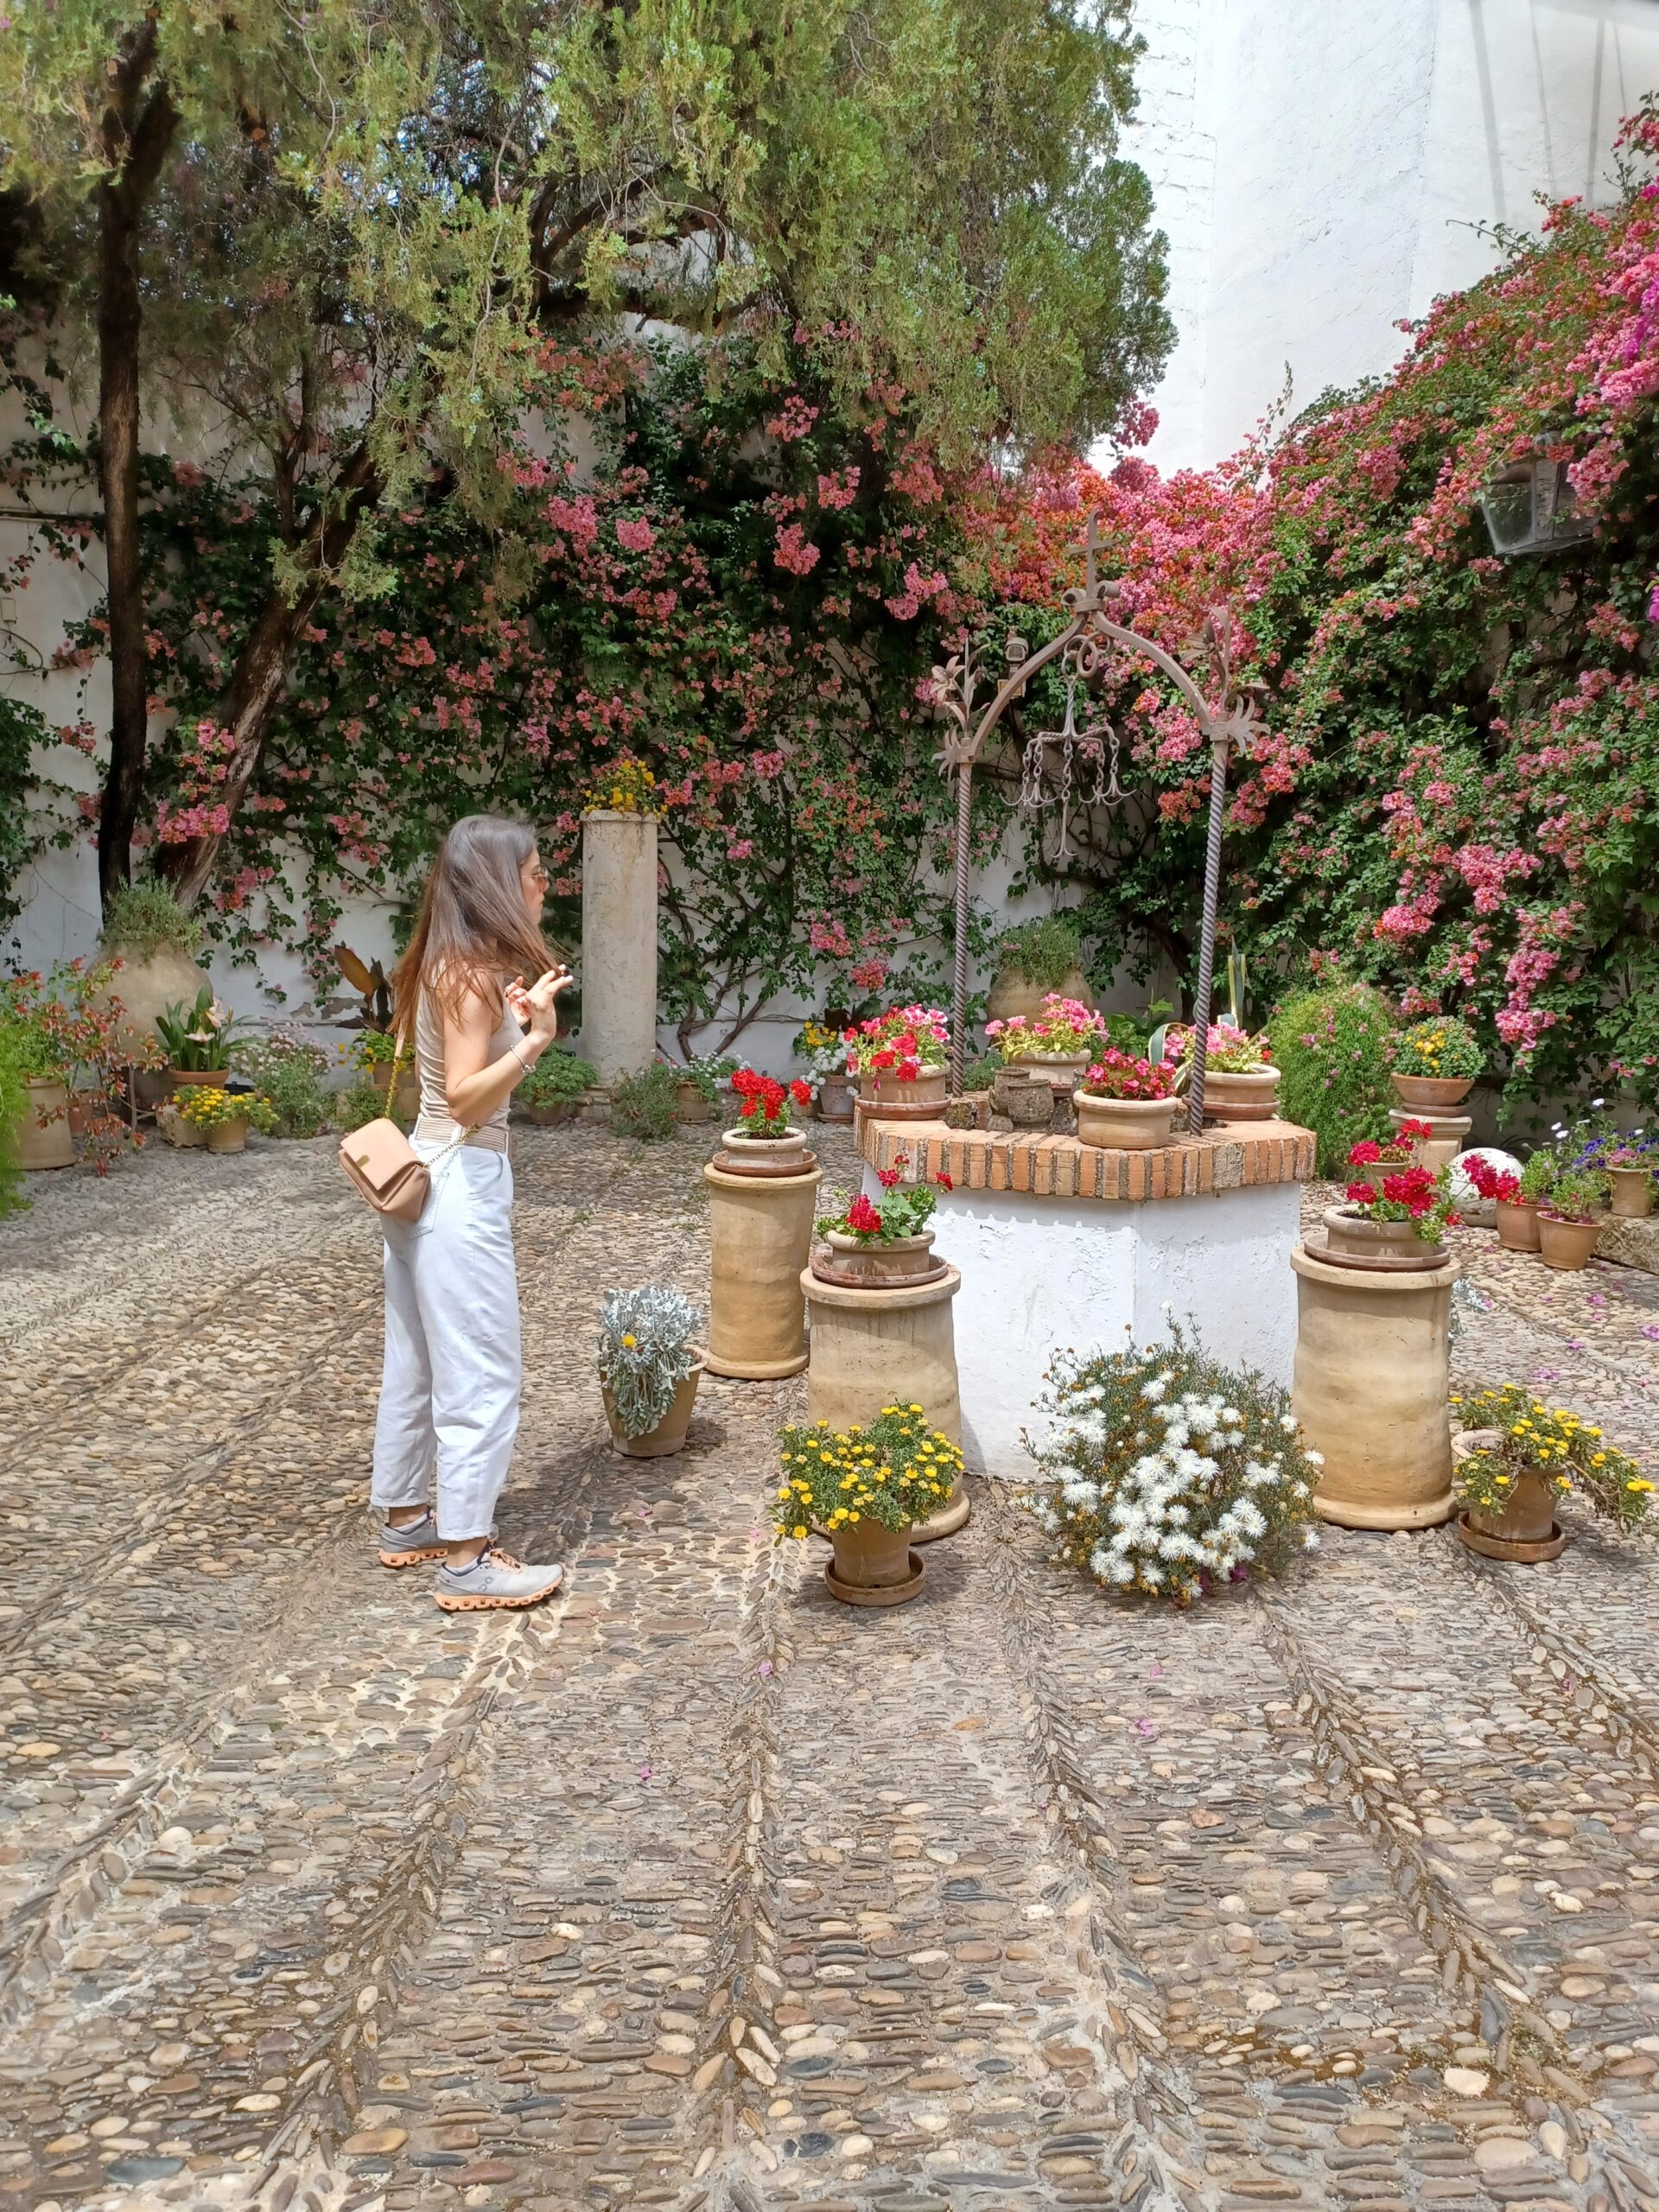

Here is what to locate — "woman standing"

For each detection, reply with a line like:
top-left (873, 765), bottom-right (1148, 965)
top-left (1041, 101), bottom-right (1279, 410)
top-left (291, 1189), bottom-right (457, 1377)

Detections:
top-left (371, 814), bottom-right (571, 1611)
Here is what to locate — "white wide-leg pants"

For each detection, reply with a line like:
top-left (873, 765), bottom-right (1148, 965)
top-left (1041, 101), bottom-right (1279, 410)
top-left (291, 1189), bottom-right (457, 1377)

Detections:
top-left (372, 1142), bottom-right (521, 1540)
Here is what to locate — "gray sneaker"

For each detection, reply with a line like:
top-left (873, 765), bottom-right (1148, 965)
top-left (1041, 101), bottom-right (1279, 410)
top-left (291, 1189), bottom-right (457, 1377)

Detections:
top-left (434, 1542), bottom-right (566, 1612)
top-left (377, 1510), bottom-right (448, 1569)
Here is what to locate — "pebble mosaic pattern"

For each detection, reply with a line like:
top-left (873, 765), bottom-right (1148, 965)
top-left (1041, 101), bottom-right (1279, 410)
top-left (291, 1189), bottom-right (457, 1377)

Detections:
top-left (1, 1133), bottom-right (1657, 2212)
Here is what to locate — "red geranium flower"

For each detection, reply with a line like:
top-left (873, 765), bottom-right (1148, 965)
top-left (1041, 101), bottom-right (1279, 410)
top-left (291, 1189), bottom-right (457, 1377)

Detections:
top-left (934, 1171), bottom-right (954, 1191)
top-left (846, 1193), bottom-right (881, 1234)
top-left (876, 1165), bottom-right (902, 1188)
top-left (1347, 1139), bottom-right (1383, 1166)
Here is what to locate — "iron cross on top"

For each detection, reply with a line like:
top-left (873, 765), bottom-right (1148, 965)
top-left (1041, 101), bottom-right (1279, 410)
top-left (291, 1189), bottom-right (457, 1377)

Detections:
top-left (1066, 512), bottom-right (1121, 613)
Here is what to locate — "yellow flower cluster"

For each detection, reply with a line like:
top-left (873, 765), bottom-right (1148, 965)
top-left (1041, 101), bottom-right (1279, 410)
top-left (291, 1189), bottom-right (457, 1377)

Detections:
top-left (1452, 1386), bottom-right (1651, 1524)
top-left (583, 759), bottom-right (658, 817)
top-left (801, 1020), bottom-right (838, 1052)
top-left (773, 1405), bottom-right (964, 1540)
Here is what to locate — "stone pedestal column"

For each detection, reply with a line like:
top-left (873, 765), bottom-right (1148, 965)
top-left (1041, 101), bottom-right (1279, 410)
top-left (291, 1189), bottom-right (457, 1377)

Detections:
top-left (581, 810), bottom-right (658, 1082)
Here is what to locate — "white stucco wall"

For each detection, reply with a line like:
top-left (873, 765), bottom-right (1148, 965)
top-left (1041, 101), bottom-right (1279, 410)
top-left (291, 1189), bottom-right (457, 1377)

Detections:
top-left (1122, 0), bottom-right (1659, 473)
top-left (855, 1169), bottom-right (1304, 1477)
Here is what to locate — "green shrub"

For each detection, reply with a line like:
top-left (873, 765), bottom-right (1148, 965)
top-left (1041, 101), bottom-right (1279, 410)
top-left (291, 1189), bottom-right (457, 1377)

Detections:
top-left (99, 880), bottom-right (203, 961)
top-left (236, 1026), bottom-right (333, 1137)
top-left (610, 1063), bottom-right (680, 1141)
top-left (994, 915), bottom-right (1085, 991)
top-left (336, 1074), bottom-right (391, 1132)
top-left (0, 1021), bottom-right (29, 1215)
top-left (520, 1047), bottom-right (596, 1107)
top-left (1393, 1016), bottom-right (1483, 1081)
top-left (1267, 982), bottom-right (1397, 1175)
top-left (960, 1053), bottom-right (1001, 1092)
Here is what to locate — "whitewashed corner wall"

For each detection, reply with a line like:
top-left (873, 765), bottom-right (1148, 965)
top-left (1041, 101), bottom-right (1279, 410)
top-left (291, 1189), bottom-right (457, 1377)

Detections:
top-left (1119, 0), bottom-right (1659, 476)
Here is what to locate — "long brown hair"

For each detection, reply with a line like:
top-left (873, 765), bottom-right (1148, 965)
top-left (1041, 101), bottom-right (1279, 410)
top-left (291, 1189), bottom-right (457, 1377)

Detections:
top-left (391, 815), bottom-right (551, 1036)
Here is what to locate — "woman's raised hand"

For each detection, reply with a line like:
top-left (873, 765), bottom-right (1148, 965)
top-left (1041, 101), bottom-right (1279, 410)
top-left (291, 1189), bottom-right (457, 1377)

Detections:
top-left (508, 967), bottom-right (571, 1041)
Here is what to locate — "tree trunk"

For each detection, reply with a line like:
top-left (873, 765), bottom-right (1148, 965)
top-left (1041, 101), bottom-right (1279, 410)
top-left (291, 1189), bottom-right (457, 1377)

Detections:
top-left (157, 443), bottom-right (382, 906)
top-left (92, 34), bottom-right (177, 912)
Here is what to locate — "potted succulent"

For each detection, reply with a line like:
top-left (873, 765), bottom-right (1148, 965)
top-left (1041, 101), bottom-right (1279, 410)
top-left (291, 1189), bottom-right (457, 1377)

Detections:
top-left (1325, 1160), bottom-right (1462, 1268)
top-left (673, 1052), bottom-right (736, 1127)
top-left (155, 985), bottom-right (245, 1094)
top-left (518, 1046), bottom-right (596, 1126)
top-left (845, 1005), bottom-right (951, 1116)
top-left (814, 1158), bottom-right (954, 1285)
top-left (985, 915), bottom-right (1094, 1026)
top-left (1343, 1121), bottom-right (1436, 1198)
top-left (1023, 1324), bottom-right (1322, 1605)
top-left (1166, 1020), bottom-right (1281, 1121)
top-left (1603, 1141), bottom-right (1654, 1220)
top-left (175, 1084), bottom-right (278, 1154)
top-left (1536, 1167), bottom-right (1605, 1272)
top-left (1075, 1050), bottom-right (1179, 1150)
top-left (1453, 1385), bottom-right (1651, 1560)
top-left (774, 1406), bottom-right (963, 1606)
top-left (1391, 1016), bottom-right (1482, 1110)
top-left (597, 1286), bottom-right (706, 1457)
top-left (720, 1068), bottom-right (815, 1168)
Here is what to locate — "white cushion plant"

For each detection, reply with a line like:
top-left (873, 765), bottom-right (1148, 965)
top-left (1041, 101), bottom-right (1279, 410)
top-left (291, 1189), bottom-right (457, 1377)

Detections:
top-left (1023, 1320), bottom-right (1322, 1606)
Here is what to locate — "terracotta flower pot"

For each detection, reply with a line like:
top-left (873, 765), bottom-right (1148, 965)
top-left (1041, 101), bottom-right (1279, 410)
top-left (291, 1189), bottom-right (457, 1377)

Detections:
top-left (1467, 1463), bottom-right (1558, 1548)
top-left (521, 1097), bottom-right (575, 1127)
top-left (1391, 1072), bottom-right (1475, 1110)
top-left (1608, 1166), bottom-right (1654, 1220)
top-left (392, 1069), bottom-right (420, 1123)
top-left (1495, 1197), bottom-right (1541, 1252)
top-left (703, 1160), bottom-right (820, 1377)
top-left (985, 966), bottom-right (1095, 1027)
top-left (817, 1073), bottom-right (855, 1125)
top-left (824, 1519), bottom-right (925, 1607)
top-left (1319, 1205), bottom-right (1446, 1270)
top-left (675, 1083), bottom-right (713, 1126)
top-left (858, 1067), bottom-right (949, 1122)
top-left (818, 1228), bottom-right (943, 1284)
top-left (168, 1065), bottom-right (229, 1096)
top-left (13, 1077), bottom-right (74, 1171)
top-left (204, 1116), bottom-right (250, 1154)
top-left (1198, 1067), bottom-right (1281, 1122)
top-left (1292, 1243), bottom-right (1458, 1530)
top-left (601, 1352), bottom-right (706, 1458)
top-left (719, 1123), bottom-right (809, 1171)
top-left (1076, 1091), bottom-right (1178, 1151)
top-left (1537, 1211), bottom-right (1602, 1271)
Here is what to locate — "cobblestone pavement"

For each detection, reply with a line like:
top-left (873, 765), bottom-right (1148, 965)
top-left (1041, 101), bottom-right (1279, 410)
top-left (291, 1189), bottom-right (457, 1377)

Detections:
top-left (3, 1131), bottom-right (1659, 2212)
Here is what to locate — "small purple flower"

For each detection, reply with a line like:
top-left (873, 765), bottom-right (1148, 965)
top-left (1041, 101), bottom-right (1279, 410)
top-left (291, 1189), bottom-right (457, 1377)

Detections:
top-left (1643, 1325), bottom-right (1659, 1343)
top-left (1147, 1662), bottom-right (1163, 1678)
top-left (639, 1763), bottom-right (654, 1782)
top-left (1133, 1717), bottom-right (1157, 1738)
top-left (757, 1659), bottom-right (774, 1679)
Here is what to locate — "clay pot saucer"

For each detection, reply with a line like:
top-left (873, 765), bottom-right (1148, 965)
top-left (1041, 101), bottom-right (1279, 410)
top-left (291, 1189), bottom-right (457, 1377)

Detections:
top-left (1456, 1513), bottom-right (1567, 1563)
top-left (823, 1548), bottom-right (925, 1607)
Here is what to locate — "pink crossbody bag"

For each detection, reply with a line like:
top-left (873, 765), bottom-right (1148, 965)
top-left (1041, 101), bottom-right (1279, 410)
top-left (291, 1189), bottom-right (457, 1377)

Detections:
top-left (337, 1043), bottom-right (467, 1222)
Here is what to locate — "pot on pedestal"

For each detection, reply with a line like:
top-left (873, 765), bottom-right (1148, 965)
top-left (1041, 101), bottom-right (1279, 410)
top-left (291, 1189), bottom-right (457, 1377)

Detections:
top-left (703, 1159), bottom-right (820, 1378)
top-left (1388, 1107), bottom-right (1471, 1175)
top-left (717, 1123), bottom-right (810, 1173)
top-left (1391, 1073), bottom-right (1475, 1112)
top-left (1292, 1239), bottom-right (1458, 1530)
top-left (802, 1240), bottom-right (967, 1541)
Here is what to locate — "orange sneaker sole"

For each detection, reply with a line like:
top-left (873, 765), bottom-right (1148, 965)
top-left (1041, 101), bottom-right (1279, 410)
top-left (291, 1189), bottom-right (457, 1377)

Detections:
top-left (434, 1576), bottom-right (564, 1612)
top-left (378, 1543), bottom-right (448, 1568)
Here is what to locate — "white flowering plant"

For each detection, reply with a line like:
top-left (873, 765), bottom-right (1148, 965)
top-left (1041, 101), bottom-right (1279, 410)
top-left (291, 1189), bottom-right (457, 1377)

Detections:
top-left (1022, 1323), bottom-right (1322, 1606)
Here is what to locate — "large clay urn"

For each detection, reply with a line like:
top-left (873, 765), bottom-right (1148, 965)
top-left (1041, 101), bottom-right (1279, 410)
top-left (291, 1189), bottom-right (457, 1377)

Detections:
top-left (802, 1253), bottom-right (967, 1541)
top-left (93, 945), bottom-right (208, 1071)
top-left (703, 1159), bottom-right (820, 1378)
top-left (1292, 1243), bottom-right (1458, 1530)
top-left (985, 966), bottom-right (1095, 1027)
